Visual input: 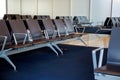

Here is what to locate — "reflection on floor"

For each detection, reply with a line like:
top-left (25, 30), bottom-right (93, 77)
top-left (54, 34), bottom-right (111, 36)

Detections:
top-left (62, 34), bottom-right (110, 48)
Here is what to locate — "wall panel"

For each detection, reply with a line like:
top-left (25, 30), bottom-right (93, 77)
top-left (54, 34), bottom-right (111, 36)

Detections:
top-left (21, 0), bottom-right (36, 15)
top-left (112, 0), bottom-right (120, 17)
top-left (71, 0), bottom-right (90, 18)
top-left (0, 0), bottom-right (6, 19)
top-left (7, 0), bottom-right (21, 14)
top-left (53, 0), bottom-right (70, 18)
top-left (90, 0), bottom-right (112, 23)
top-left (38, 0), bottom-right (53, 18)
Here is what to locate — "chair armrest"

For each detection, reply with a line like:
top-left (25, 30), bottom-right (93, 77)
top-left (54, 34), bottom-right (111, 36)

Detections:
top-left (44, 30), bottom-right (49, 40)
top-left (52, 30), bottom-right (58, 39)
top-left (44, 30), bottom-right (58, 39)
top-left (0, 35), bottom-right (7, 51)
top-left (64, 26), bottom-right (69, 35)
top-left (92, 47), bottom-right (104, 69)
top-left (12, 33), bottom-right (28, 45)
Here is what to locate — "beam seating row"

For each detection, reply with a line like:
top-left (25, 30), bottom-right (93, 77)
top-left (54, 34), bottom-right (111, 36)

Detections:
top-left (3, 14), bottom-right (51, 20)
top-left (0, 18), bottom-right (87, 70)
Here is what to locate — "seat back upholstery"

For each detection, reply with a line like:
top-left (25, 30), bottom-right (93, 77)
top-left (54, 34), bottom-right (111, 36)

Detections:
top-left (111, 18), bottom-right (117, 27)
top-left (56, 16), bottom-right (64, 19)
top-left (25, 20), bottom-right (43, 40)
top-left (15, 15), bottom-right (21, 20)
top-left (64, 19), bottom-right (75, 34)
top-left (21, 15), bottom-right (32, 20)
top-left (0, 20), bottom-right (12, 46)
top-left (42, 15), bottom-right (50, 19)
top-left (8, 20), bottom-right (27, 33)
top-left (34, 15), bottom-right (42, 20)
top-left (42, 19), bottom-right (56, 37)
top-left (34, 15), bottom-right (50, 20)
top-left (80, 16), bottom-right (89, 23)
top-left (107, 27), bottom-right (120, 71)
top-left (3, 14), bottom-right (21, 20)
top-left (54, 19), bottom-right (66, 36)
top-left (115, 17), bottom-right (120, 27)
top-left (8, 20), bottom-right (27, 43)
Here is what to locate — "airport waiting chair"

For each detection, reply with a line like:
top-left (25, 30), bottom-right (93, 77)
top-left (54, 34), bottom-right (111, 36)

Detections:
top-left (80, 16), bottom-right (92, 25)
top-left (0, 20), bottom-right (16, 70)
top-left (8, 20), bottom-right (29, 46)
top-left (73, 16), bottom-right (92, 33)
top-left (92, 27), bottom-right (120, 80)
top-left (54, 19), bottom-right (82, 40)
top-left (25, 19), bottom-right (62, 56)
top-left (40, 19), bottom-right (63, 54)
top-left (95, 17), bottom-right (113, 33)
top-left (64, 19), bottom-right (87, 46)
top-left (0, 20), bottom-right (30, 71)
top-left (73, 16), bottom-right (92, 26)
top-left (56, 16), bottom-right (73, 24)
top-left (53, 19), bottom-right (70, 38)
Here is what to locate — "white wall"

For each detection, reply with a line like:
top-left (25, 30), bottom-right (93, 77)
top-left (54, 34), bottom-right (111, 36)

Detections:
top-left (53, 0), bottom-right (70, 18)
top-left (90, 0), bottom-right (112, 23)
top-left (21, 0), bottom-right (36, 15)
top-left (71, 0), bottom-right (90, 18)
top-left (112, 0), bottom-right (120, 17)
top-left (38, 0), bottom-right (53, 17)
top-left (7, 0), bottom-right (21, 14)
top-left (0, 0), bottom-right (6, 19)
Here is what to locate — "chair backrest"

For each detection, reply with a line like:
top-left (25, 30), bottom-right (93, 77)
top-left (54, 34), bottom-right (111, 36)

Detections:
top-left (0, 20), bottom-right (12, 45)
top-left (80, 16), bottom-right (89, 23)
top-left (8, 20), bottom-right (27, 33)
top-left (43, 15), bottom-right (50, 19)
top-left (73, 16), bottom-right (79, 24)
top-left (15, 15), bottom-right (21, 20)
top-left (111, 18), bottom-right (117, 27)
top-left (56, 16), bottom-right (64, 19)
top-left (53, 19), bottom-right (67, 36)
top-left (64, 16), bottom-right (73, 23)
top-left (42, 19), bottom-right (56, 37)
top-left (114, 17), bottom-right (120, 27)
top-left (34, 15), bottom-right (50, 20)
top-left (107, 27), bottom-right (120, 71)
top-left (25, 20), bottom-right (43, 40)
top-left (3, 14), bottom-right (21, 20)
top-left (8, 20), bottom-right (27, 43)
top-left (104, 17), bottom-right (110, 26)
top-left (64, 19), bottom-right (75, 34)
top-left (34, 15), bottom-right (42, 20)
top-left (21, 15), bottom-right (32, 20)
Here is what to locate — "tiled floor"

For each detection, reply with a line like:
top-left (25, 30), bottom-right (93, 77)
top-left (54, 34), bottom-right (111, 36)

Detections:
top-left (62, 34), bottom-right (110, 48)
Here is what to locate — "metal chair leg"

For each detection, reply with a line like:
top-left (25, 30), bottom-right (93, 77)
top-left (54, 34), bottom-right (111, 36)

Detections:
top-left (78, 37), bottom-right (87, 46)
top-left (51, 42), bottom-right (63, 55)
top-left (47, 43), bottom-right (59, 56)
top-left (1, 53), bottom-right (16, 71)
